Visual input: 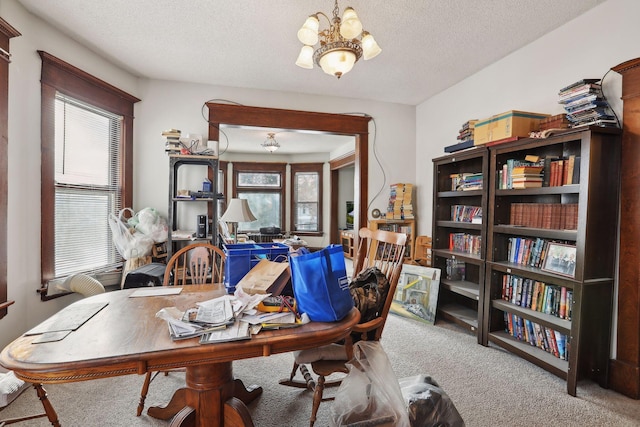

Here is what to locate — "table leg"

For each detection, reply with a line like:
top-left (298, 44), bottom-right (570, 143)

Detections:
top-left (148, 362), bottom-right (256, 427)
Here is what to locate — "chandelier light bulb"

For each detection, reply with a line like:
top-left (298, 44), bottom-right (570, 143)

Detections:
top-left (296, 45), bottom-right (314, 69)
top-left (340, 7), bottom-right (363, 39)
top-left (297, 16), bottom-right (319, 45)
top-left (262, 133), bottom-right (280, 152)
top-left (361, 31), bottom-right (382, 60)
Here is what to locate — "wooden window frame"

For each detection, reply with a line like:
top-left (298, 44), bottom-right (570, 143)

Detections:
top-left (290, 162), bottom-right (323, 237)
top-left (38, 51), bottom-right (140, 300)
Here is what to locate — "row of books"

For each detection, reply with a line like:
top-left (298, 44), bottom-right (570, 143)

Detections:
top-left (451, 205), bottom-right (482, 223)
top-left (387, 183), bottom-right (414, 219)
top-left (501, 274), bottom-right (573, 320)
top-left (558, 79), bottom-right (618, 128)
top-left (506, 237), bottom-right (575, 270)
top-left (510, 203), bottom-right (578, 230)
top-left (450, 172), bottom-right (483, 191)
top-left (504, 312), bottom-right (569, 360)
top-left (498, 154), bottom-right (580, 189)
top-left (448, 232), bottom-right (482, 256)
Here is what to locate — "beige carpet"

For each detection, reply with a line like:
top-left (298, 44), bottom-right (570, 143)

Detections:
top-left (2, 314), bottom-right (639, 426)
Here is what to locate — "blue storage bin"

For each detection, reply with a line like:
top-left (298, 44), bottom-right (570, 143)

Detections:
top-left (223, 242), bottom-right (289, 293)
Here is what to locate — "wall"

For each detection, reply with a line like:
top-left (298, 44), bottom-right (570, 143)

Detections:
top-left (0, 0), bottom-right (416, 348)
top-left (415, 0), bottom-right (639, 355)
top-left (133, 80), bottom-right (416, 249)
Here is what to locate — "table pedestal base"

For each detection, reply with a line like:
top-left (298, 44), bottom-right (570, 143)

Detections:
top-left (147, 362), bottom-right (262, 427)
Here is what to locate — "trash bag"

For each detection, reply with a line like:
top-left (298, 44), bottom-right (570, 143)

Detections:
top-left (331, 341), bottom-right (410, 427)
top-left (129, 207), bottom-right (168, 243)
top-left (399, 375), bottom-right (465, 427)
top-left (108, 208), bottom-right (154, 260)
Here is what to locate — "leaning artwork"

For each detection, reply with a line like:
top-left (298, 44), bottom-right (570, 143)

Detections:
top-left (391, 264), bottom-right (441, 324)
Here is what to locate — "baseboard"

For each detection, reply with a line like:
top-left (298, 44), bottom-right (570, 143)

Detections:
top-left (609, 358), bottom-right (640, 399)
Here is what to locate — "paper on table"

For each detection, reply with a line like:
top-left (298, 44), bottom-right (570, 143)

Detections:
top-left (129, 287), bottom-right (183, 297)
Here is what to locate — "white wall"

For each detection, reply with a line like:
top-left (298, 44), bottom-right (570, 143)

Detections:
top-left (415, 0), bottom-right (639, 356)
top-left (0, 0), bottom-right (415, 348)
top-left (133, 79), bottom-right (416, 248)
top-left (0, 0), bottom-right (140, 348)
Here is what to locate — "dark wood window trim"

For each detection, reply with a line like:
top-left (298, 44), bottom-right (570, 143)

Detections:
top-left (38, 51), bottom-right (140, 300)
top-left (290, 162), bottom-right (323, 237)
top-left (0, 17), bottom-right (20, 319)
top-left (231, 162), bottom-right (287, 232)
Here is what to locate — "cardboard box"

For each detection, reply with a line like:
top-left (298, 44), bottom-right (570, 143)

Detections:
top-left (474, 110), bottom-right (549, 145)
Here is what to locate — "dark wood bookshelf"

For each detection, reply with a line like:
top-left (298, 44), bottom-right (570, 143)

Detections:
top-left (432, 147), bottom-right (488, 343)
top-left (484, 127), bottom-right (621, 396)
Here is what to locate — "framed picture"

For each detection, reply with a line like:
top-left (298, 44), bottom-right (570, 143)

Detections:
top-left (541, 242), bottom-right (577, 278)
top-left (391, 264), bottom-right (441, 324)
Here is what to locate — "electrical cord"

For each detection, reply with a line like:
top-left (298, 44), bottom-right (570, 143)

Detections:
top-left (200, 98), bottom-right (246, 155)
top-left (599, 68), bottom-right (622, 129)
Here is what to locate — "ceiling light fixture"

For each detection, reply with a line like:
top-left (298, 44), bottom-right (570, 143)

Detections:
top-left (295, 0), bottom-right (381, 79)
top-left (262, 132), bottom-right (280, 152)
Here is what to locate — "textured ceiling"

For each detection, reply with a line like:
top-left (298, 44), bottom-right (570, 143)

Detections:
top-left (17, 0), bottom-right (605, 107)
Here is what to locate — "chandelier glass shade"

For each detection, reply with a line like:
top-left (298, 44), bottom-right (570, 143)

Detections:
top-left (261, 132), bottom-right (280, 152)
top-left (295, 0), bottom-right (381, 79)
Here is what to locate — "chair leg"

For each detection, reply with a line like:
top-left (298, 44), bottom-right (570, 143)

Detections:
top-left (289, 362), bottom-right (300, 381)
top-left (309, 375), bottom-right (325, 427)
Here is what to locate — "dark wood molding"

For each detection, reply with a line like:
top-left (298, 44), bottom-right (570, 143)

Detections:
top-left (0, 17), bottom-right (20, 319)
top-left (610, 57), bottom-right (640, 399)
top-left (207, 103), bottom-right (371, 247)
top-left (329, 151), bottom-right (355, 170)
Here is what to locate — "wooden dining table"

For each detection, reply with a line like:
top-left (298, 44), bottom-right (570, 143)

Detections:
top-left (0, 285), bottom-right (360, 427)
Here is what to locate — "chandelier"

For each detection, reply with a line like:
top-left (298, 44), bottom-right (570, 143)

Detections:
top-left (295, 0), bottom-right (381, 79)
top-left (261, 133), bottom-right (280, 152)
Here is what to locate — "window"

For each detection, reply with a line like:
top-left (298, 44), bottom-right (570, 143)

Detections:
top-left (232, 162), bottom-right (286, 232)
top-left (290, 163), bottom-right (323, 234)
top-left (40, 51), bottom-right (140, 298)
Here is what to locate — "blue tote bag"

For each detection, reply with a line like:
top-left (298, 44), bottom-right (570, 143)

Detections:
top-left (289, 245), bottom-right (354, 322)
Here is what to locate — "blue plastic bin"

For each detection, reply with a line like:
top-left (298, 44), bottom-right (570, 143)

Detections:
top-left (223, 243), bottom-right (289, 293)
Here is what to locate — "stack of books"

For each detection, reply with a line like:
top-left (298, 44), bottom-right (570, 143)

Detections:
top-left (163, 128), bottom-right (182, 154)
top-left (511, 165), bottom-right (544, 189)
top-left (387, 183), bottom-right (414, 219)
top-left (450, 172), bottom-right (483, 191)
top-left (558, 79), bottom-right (618, 128)
top-left (445, 119), bottom-right (478, 153)
top-left (539, 114), bottom-right (570, 131)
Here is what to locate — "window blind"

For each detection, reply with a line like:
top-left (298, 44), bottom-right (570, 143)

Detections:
top-left (54, 94), bottom-right (123, 277)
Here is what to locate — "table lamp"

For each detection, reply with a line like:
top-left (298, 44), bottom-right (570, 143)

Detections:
top-left (220, 198), bottom-right (257, 244)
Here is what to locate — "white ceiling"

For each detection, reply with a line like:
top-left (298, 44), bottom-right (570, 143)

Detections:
top-left (16, 0), bottom-right (605, 153)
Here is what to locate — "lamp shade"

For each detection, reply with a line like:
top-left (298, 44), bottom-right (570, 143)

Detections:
top-left (297, 16), bottom-right (319, 45)
top-left (296, 45), bottom-right (315, 69)
top-left (319, 49), bottom-right (357, 78)
top-left (220, 198), bottom-right (257, 223)
top-left (340, 7), bottom-right (362, 39)
top-left (361, 32), bottom-right (382, 60)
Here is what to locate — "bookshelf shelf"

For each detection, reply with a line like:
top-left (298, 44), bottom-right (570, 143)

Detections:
top-left (484, 127), bottom-right (621, 396)
top-left (368, 219), bottom-right (416, 260)
top-left (432, 147), bottom-right (488, 343)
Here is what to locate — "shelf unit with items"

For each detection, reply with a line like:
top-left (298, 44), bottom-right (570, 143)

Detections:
top-left (484, 127), bottom-right (621, 396)
top-left (432, 147), bottom-right (488, 343)
top-left (167, 154), bottom-right (219, 259)
top-left (368, 219), bottom-right (416, 261)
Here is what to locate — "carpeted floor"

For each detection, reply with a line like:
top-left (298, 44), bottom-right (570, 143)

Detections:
top-left (2, 313), bottom-right (639, 426)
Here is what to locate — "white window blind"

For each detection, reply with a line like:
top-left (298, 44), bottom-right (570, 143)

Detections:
top-left (54, 94), bottom-right (123, 277)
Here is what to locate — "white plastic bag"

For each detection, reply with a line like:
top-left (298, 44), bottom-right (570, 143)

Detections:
top-left (330, 341), bottom-right (410, 427)
top-left (108, 208), bottom-right (154, 260)
top-left (129, 207), bottom-right (168, 243)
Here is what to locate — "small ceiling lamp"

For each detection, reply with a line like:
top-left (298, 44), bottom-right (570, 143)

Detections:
top-left (295, 0), bottom-right (381, 79)
top-left (262, 132), bottom-right (280, 152)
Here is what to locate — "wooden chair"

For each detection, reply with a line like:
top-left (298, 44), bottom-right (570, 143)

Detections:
top-left (413, 235), bottom-right (432, 267)
top-left (279, 227), bottom-right (407, 427)
top-left (136, 242), bottom-right (225, 416)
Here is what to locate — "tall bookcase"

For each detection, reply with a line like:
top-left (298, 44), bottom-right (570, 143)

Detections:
top-left (432, 147), bottom-right (488, 343)
top-left (368, 219), bottom-right (416, 261)
top-left (484, 127), bottom-right (621, 396)
top-left (167, 154), bottom-right (218, 259)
